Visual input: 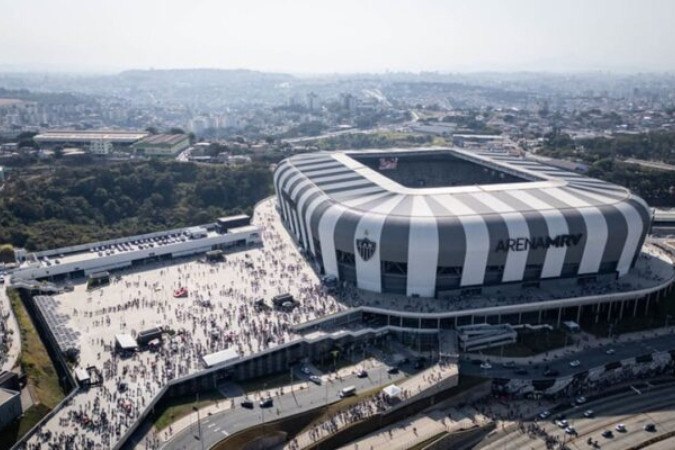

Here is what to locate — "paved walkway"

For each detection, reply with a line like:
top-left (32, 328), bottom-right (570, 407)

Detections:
top-left (337, 397), bottom-right (547, 450)
top-left (1, 280), bottom-right (21, 372)
top-left (285, 363), bottom-right (458, 449)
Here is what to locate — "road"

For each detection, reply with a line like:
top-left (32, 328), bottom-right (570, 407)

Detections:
top-left (459, 333), bottom-right (675, 380)
top-left (478, 381), bottom-right (675, 450)
top-left (162, 364), bottom-right (401, 450)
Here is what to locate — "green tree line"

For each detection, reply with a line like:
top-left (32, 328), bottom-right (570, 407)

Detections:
top-left (0, 161), bottom-right (273, 250)
top-left (539, 130), bottom-right (675, 206)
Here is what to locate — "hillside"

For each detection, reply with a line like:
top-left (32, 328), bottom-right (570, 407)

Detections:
top-left (0, 161), bottom-right (273, 251)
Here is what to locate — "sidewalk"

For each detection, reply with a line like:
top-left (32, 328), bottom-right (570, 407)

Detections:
top-left (285, 363), bottom-right (458, 449)
top-left (340, 397), bottom-right (547, 450)
top-left (1, 281), bottom-right (21, 372)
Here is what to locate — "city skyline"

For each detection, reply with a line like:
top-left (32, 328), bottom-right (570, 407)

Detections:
top-left (1, 0), bottom-right (674, 74)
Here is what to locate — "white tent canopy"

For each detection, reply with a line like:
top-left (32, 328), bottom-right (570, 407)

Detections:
top-left (382, 384), bottom-right (402, 399)
top-left (115, 334), bottom-right (138, 351)
top-left (202, 347), bottom-right (240, 368)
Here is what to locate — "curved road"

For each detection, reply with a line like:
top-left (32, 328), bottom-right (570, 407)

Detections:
top-left (162, 364), bottom-right (401, 450)
top-left (460, 333), bottom-right (675, 380)
top-left (479, 381), bottom-right (675, 450)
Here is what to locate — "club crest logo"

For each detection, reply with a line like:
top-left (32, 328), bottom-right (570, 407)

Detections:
top-left (356, 236), bottom-right (376, 261)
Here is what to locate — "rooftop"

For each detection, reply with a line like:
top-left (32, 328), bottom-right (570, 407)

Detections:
top-left (278, 148), bottom-right (643, 218)
top-left (34, 130), bottom-right (148, 142)
top-left (133, 134), bottom-right (189, 146)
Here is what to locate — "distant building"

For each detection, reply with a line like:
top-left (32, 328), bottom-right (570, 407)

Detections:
top-left (34, 130), bottom-right (148, 148)
top-left (131, 134), bottom-right (190, 157)
top-left (89, 139), bottom-right (113, 156)
top-left (411, 122), bottom-right (456, 136)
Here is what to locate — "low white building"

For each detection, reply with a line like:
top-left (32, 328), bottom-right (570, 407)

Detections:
top-left (89, 139), bottom-right (113, 155)
top-left (11, 221), bottom-right (262, 281)
top-left (132, 134), bottom-right (190, 157)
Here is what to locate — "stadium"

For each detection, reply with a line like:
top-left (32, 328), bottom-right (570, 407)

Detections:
top-left (274, 148), bottom-right (652, 298)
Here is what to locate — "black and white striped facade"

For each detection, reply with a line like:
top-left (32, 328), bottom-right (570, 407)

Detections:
top-left (273, 148), bottom-right (651, 298)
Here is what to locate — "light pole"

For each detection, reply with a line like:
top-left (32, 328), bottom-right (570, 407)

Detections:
top-left (192, 406), bottom-right (204, 450)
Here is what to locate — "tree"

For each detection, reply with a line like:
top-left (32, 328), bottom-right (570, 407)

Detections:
top-left (169, 127), bottom-right (186, 135)
top-left (145, 126), bottom-right (159, 135)
top-left (0, 244), bottom-right (15, 263)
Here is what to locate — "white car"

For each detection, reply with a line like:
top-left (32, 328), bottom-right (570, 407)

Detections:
top-left (583, 409), bottom-right (594, 418)
top-left (565, 426), bottom-right (576, 435)
top-left (480, 362), bottom-right (492, 370)
top-left (569, 360), bottom-right (581, 367)
top-left (557, 419), bottom-right (569, 428)
top-left (309, 375), bottom-right (322, 385)
top-left (301, 367), bottom-right (311, 375)
top-left (575, 396), bottom-right (587, 404)
top-left (606, 348), bottom-right (615, 355)
top-left (616, 423), bottom-right (626, 432)
top-left (539, 410), bottom-right (551, 420)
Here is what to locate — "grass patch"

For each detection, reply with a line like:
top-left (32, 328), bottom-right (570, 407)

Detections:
top-left (7, 288), bottom-right (64, 409)
top-left (153, 389), bottom-right (226, 431)
top-left (482, 328), bottom-right (568, 357)
top-left (0, 404), bottom-right (51, 450)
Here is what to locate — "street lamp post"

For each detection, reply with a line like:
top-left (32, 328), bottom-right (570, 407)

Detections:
top-left (192, 406), bottom-right (204, 450)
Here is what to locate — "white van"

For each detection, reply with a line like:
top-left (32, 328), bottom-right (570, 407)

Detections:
top-left (339, 386), bottom-right (356, 398)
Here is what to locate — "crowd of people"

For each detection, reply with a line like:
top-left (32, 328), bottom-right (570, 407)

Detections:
top-left (0, 300), bottom-right (13, 370)
top-left (24, 199), bottom-right (350, 450)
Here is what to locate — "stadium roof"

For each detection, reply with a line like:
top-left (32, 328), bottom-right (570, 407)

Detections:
top-left (275, 148), bottom-right (644, 218)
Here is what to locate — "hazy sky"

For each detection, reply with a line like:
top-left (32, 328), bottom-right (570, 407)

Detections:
top-left (1, 0), bottom-right (674, 73)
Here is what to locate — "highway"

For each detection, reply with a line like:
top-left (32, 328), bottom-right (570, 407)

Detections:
top-left (459, 333), bottom-right (675, 380)
top-left (478, 381), bottom-right (675, 450)
top-left (162, 364), bottom-right (401, 450)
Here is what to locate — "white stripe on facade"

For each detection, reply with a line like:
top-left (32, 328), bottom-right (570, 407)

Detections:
top-left (469, 192), bottom-right (529, 283)
top-left (544, 188), bottom-right (608, 274)
top-left (293, 183), bottom-right (321, 249)
top-left (433, 194), bottom-right (490, 286)
top-left (304, 196), bottom-right (329, 255)
top-left (354, 196), bottom-right (406, 293)
top-left (318, 205), bottom-right (348, 277)
top-left (614, 202), bottom-right (645, 276)
top-left (407, 196), bottom-right (439, 297)
top-left (506, 189), bottom-right (569, 278)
